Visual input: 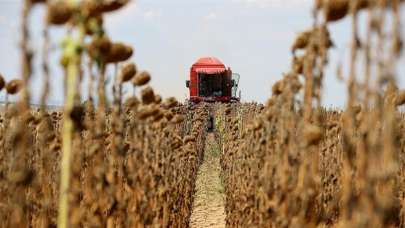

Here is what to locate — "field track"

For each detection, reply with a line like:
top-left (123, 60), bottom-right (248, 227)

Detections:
top-left (190, 133), bottom-right (226, 228)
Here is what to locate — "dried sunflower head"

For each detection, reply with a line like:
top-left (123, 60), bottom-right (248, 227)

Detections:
top-left (133, 71), bottom-right (151, 86)
top-left (141, 86), bottom-right (155, 105)
top-left (83, 0), bottom-right (129, 16)
top-left (47, 2), bottom-right (74, 25)
top-left (6, 79), bottom-right (23, 95)
top-left (120, 63), bottom-right (137, 83)
top-left (303, 123), bottom-right (323, 146)
top-left (163, 97), bottom-right (178, 109)
top-left (0, 74), bottom-right (5, 91)
top-left (105, 42), bottom-right (133, 63)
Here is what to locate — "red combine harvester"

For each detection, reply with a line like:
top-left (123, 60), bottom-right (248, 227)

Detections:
top-left (186, 57), bottom-right (240, 104)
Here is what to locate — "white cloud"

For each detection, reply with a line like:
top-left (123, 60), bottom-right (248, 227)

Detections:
top-left (143, 9), bottom-right (161, 20)
top-left (241, 0), bottom-right (311, 8)
top-left (204, 12), bottom-right (217, 21)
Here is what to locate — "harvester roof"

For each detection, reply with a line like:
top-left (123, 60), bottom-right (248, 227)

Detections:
top-left (192, 57), bottom-right (226, 74)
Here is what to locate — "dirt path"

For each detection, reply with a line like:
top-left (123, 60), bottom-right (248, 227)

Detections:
top-left (190, 134), bottom-right (226, 228)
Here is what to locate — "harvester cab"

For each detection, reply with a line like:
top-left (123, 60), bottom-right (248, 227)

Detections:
top-left (186, 57), bottom-right (240, 103)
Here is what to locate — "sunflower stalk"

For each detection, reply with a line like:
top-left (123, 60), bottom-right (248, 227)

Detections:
top-left (57, 25), bottom-right (84, 228)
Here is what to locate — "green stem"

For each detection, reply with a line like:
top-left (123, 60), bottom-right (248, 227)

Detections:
top-left (57, 14), bottom-right (85, 227)
top-left (57, 56), bottom-right (78, 228)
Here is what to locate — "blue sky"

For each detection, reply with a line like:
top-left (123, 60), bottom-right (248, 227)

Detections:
top-left (0, 0), bottom-right (404, 107)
